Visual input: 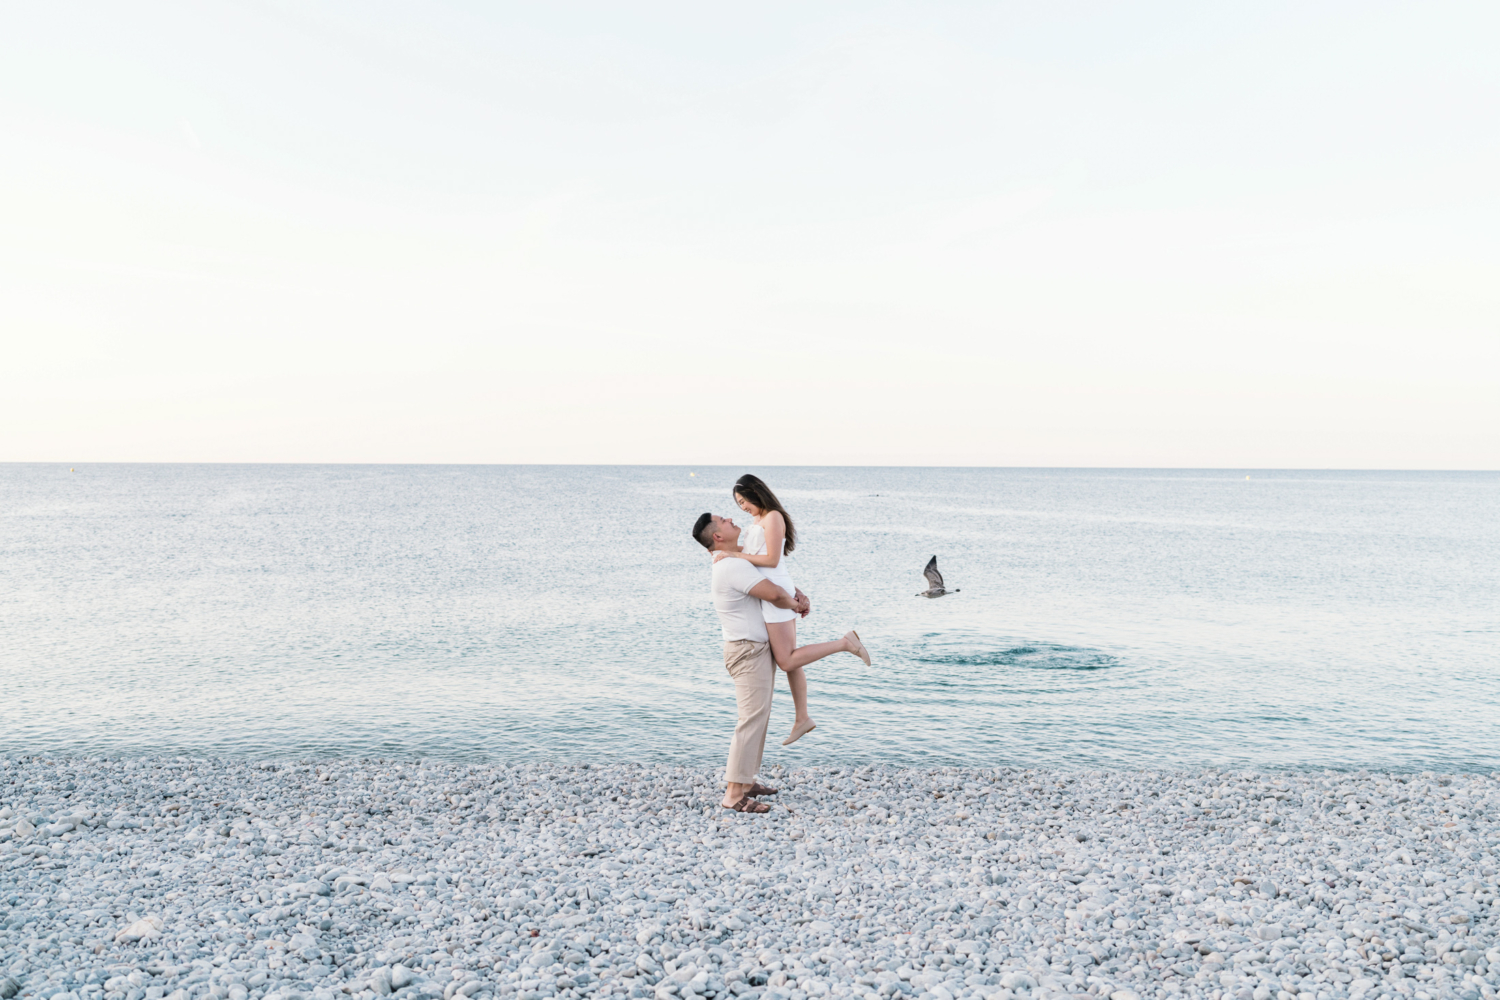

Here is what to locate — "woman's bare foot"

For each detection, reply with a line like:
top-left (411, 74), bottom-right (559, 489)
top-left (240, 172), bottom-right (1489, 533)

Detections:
top-left (783, 718), bottom-right (817, 746)
top-left (845, 630), bottom-right (872, 666)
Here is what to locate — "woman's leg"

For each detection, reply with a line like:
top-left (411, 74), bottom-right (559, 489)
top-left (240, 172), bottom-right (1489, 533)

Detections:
top-left (766, 620), bottom-right (817, 745)
top-left (766, 620), bottom-right (812, 726)
top-left (773, 625), bottom-right (858, 671)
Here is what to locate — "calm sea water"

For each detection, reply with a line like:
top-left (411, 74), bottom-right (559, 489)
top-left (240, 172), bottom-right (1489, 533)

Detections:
top-left (1, 465), bottom-right (1496, 771)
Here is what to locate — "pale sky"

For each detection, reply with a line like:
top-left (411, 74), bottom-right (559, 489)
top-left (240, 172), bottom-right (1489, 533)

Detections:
top-left (2, 2), bottom-right (1497, 467)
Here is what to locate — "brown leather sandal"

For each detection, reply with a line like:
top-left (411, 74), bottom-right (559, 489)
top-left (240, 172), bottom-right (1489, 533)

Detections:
top-left (747, 783), bottom-right (779, 797)
top-left (722, 795), bottom-right (770, 813)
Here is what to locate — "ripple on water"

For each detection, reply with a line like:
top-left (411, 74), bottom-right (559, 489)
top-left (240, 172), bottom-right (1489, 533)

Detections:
top-left (907, 635), bottom-right (1120, 671)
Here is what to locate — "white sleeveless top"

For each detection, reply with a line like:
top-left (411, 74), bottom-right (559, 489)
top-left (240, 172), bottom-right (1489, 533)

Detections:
top-left (740, 520), bottom-right (797, 624)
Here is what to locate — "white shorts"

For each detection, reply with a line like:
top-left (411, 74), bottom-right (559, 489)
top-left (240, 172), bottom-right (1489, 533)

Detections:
top-left (760, 564), bottom-right (797, 625)
top-left (761, 600), bottom-right (798, 625)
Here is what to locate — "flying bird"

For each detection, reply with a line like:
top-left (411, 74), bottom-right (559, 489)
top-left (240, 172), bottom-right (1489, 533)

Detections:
top-left (917, 556), bottom-right (958, 598)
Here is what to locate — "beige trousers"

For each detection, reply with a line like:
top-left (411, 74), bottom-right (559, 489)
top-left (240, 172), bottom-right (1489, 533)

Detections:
top-left (723, 639), bottom-right (775, 784)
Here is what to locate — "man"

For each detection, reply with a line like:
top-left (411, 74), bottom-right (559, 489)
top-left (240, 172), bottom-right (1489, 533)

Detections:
top-left (692, 511), bottom-right (809, 813)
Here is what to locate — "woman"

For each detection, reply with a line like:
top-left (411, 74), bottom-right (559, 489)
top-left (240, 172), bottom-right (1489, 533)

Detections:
top-left (713, 473), bottom-right (871, 746)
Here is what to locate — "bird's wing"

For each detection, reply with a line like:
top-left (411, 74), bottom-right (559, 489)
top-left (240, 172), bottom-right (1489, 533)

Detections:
top-left (923, 556), bottom-right (944, 590)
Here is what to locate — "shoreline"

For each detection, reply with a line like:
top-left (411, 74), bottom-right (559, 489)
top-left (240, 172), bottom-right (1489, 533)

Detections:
top-left (1, 760), bottom-right (1496, 1000)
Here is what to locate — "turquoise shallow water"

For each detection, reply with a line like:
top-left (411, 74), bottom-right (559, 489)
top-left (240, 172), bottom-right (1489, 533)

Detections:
top-left (1, 465), bottom-right (1496, 770)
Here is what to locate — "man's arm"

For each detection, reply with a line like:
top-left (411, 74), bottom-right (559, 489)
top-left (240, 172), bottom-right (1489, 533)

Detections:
top-left (748, 579), bottom-right (804, 612)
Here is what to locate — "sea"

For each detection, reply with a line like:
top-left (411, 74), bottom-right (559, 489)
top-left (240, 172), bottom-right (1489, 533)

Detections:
top-left (2, 465), bottom-right (1496, 772)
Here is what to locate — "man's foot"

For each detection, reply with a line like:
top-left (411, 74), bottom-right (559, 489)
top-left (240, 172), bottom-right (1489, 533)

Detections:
top-left (782, 718), bottom-right (817, 746)
top-left (721, 795), bottom-right (770, 813)
top-left (845, 630), bottom-right (872, 666)
top-left (747, 782), bottom-right (779, 797)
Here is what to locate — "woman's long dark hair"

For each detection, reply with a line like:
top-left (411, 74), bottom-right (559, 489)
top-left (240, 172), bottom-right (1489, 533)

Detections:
top-left (733, 474), bottom-right (796, 553)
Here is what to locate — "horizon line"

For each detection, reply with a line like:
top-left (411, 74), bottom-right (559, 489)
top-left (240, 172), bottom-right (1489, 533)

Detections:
top-left (3, 461), bottom-right (1497, 473)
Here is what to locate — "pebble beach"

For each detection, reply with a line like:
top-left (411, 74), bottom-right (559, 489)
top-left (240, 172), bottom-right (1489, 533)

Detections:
top-left (2, 760), bottom-right (1496, 1000)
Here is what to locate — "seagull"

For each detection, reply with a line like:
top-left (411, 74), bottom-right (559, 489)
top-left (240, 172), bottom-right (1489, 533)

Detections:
top-left (917, 556), bottom-right (958, 598)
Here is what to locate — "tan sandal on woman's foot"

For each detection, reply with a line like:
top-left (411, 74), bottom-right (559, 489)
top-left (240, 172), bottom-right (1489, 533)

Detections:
top-left (747, 783), bottom-right (779, 797)
top-left (782, 718), bottom-right (817, 746)
top-left (845, 630), bottom-right (872, 666)
top-left (722, 795), bottom-right (770, 813)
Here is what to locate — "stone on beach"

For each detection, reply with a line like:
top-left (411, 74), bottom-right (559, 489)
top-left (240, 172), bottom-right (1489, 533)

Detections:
top-left (114, 914), bottom-right (164, 943)
top-left (0, 758), bottom-right (1496, 1000)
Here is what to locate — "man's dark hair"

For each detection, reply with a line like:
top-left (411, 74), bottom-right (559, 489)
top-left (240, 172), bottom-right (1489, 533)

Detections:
top-left (692, 512), bottom-right (715, 550)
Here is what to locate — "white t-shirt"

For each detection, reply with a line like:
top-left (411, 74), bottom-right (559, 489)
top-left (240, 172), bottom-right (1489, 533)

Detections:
top-left (711, 557), bottom-right (772, 642)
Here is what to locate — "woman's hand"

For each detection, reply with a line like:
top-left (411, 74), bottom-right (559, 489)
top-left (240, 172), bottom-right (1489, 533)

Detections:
top-left (711, 550), bottom-right (732, 563)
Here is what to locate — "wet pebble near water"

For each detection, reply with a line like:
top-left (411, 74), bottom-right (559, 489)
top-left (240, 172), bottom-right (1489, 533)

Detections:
top-left (1, 760), bottom-right (1497, 1000)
